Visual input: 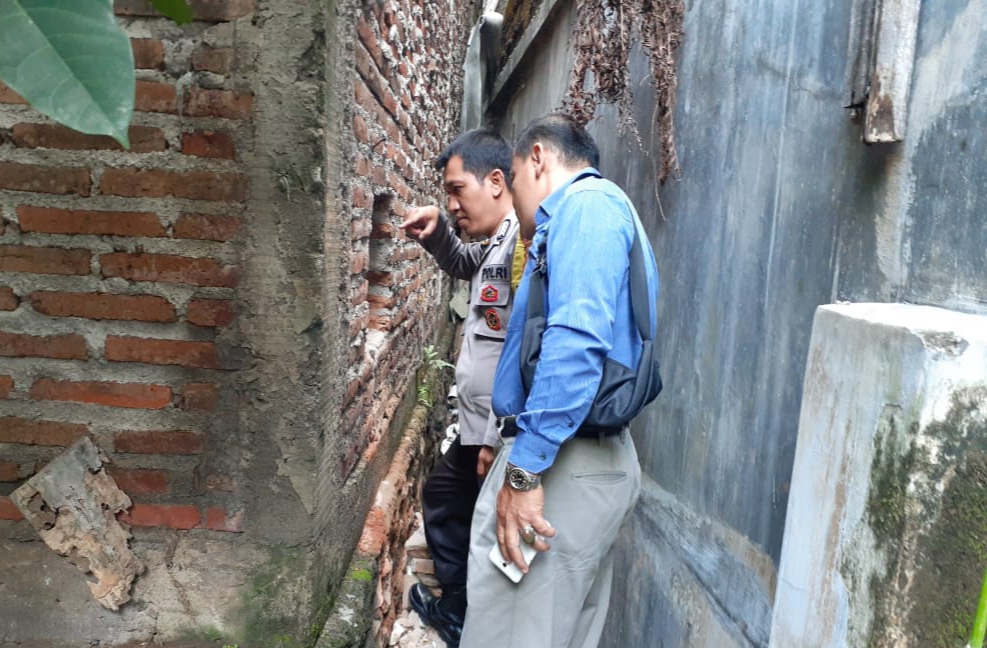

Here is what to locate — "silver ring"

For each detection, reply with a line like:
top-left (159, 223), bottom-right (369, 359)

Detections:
top-left (520, 525), bottom-right (536, 545)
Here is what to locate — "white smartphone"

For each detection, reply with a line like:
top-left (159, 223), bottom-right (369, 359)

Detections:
top-left (489, 540), bottom-right (538, 583)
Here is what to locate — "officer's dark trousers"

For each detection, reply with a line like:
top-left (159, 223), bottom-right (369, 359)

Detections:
top-left (422, 437), bottom-right (481, 589)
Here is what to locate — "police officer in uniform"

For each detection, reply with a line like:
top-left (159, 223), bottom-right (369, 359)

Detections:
top-left (399, 129), bottom-right (521, 648)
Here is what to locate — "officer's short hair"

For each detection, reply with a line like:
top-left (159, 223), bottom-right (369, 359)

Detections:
top-left (436, 129), bottom-right (512, 187)
top-left (513, 113), bottom-right (600, 170)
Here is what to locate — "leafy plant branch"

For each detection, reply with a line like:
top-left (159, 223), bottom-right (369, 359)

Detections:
top-left (0, 0), bottom-right (191, 148)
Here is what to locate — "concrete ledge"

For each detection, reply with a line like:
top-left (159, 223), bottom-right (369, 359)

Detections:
top-left (316, 328), bottom-right (456, 648)
top-left (603, 476), bottom-right (776, 648)
top-left (771, 303), bottom-right (987, 647)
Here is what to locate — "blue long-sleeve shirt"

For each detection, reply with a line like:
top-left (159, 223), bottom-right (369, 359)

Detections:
top-left (491, 169), bottom-right (659, 474)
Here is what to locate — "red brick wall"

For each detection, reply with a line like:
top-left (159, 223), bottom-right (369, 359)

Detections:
top-left (338, 0), bottom-right (472, 480)
top-left (0, 1), bottom-right (252, 532)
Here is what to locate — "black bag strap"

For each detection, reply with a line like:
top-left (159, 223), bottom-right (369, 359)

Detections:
top-left (627, 226), bottom-right (653, 341)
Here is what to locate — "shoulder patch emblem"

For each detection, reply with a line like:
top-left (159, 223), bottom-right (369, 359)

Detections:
top-left (485, 308), bottom-right (502, 331)
top-left (480, 285), bottom-right (499, 302)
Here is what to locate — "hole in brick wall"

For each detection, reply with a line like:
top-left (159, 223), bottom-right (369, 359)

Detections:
top-left (368, 193), bottom-right (395, 283)
top-left (366, 192), bottom-right (396, 331)
top-left (369, 193), bottom-right (393, 267)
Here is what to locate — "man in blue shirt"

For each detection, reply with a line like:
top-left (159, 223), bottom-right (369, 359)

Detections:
top-left (459, 114), bottom-right (659, 648)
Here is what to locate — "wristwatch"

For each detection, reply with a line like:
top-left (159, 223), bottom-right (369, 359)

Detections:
top-left (505, 463), bottom-right (541, 491)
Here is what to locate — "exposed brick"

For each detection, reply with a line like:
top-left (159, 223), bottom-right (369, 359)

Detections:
top-left (191, 46), bottom-right (234, 73)
top-left (352, 218), bottom-right (373, 240)
top-left (30, 378), bottom-right (171, 409)
top-left (367, 293), bottom-right (396, 311)
top-left (203, 507), bottom-right (243, 532)
top-left (355, 40), bottom-right (398, 119)
top-left (120, 503), bottom-right (200, 530)
top-left (353, 113), bottom-right (370, 145)
top-left (107, 468), bottom-right (170, 495)
top-left (100, 252), bottom-right (239, 287)
top-left (184, 87), bottom-right (253, 119)
top-left (114, 430), bottom-right (203, 455)
top-left (18, 206), bottom-right (166, 237)
top-left (350, 280), bottom-right (369, 306)
top-left (101, 168), bottom-right (248, 202)
top-left (0, 462), bottom-right (19, 482)
top-left (366, 271), bottom-right (392, 287)
top-left (351, 184), bottom-right (372, 209)
top-left (186, 299), bottom-right (234, 327)
top-left (29, 291), bottom-right (176, 323)
top-left (131, 38), bottom-right (165, 69)
top-left (181, 130), bottom-right (236, 159)
top-left (0, 418), bottom-right (88, 446)
top-left (357, 15), bottom-right (386, 71)
top-left (105, 336), bottom-right (221, 369)
top-left (343, 376), bottom-right (362, 407)
top-left (0, 246), bottom-right (91, 276)
top-left (0, 375), bottom-right (12, 398)
top-left (353, 79), bottom-right (401, 146)
top-left (390, 305), bottom-right (409, 330)
top-left (12, 123), bottom-right (167, 153)
top-left (371, 221), bottom-right (397, 239)
top-left (177, 382), bottom-right (218, 411)
top-left (0, 288), bottom-right (17, 311)
top-left (351, 250), bottom-right (369, 274)
top-left (134, 80), bottom-right (178, 114)
top-left (173, 213), bottom-right (240, 241)
top-left (0, 81), bottom-right (26, 104)
top-left (0, 331), bottom-right (88, 360)
top-left (0, 163), bottom-right (90, 195)
top-left (0, 497), bottom-right (25, 521)
top-left (355, 154), bottom-right (372, 177)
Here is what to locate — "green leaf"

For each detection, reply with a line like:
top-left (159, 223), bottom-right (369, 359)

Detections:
top-left (149, 0), bottom-right (193, 25)
top-left (0, 0), bottom-right (135, 147)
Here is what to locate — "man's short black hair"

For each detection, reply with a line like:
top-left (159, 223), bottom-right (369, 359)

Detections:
top-left (435, 128), bottom-right (512, 186)
top-left (513, 112), bottom-right (600, 169)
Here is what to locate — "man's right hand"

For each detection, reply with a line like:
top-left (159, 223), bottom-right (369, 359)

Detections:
top-left (477, 445), bottom-right (496, 480)
top-left (399, 206), bottom-right (441, 241)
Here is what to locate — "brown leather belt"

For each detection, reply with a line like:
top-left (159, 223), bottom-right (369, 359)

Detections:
top-left (499, 416), bottom-right (623, 439)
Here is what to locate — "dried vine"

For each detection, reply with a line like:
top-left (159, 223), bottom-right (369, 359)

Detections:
top-left (564, 0), bottom-right (685, 183)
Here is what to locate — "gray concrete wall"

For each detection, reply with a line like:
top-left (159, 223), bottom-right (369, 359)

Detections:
top-left (487, 0), bottom-right (987, 645)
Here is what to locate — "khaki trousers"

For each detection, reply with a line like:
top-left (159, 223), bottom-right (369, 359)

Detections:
top-left (460, 432), bottom-right (641, 648)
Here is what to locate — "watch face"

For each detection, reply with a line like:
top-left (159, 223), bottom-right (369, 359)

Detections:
top-left (508, 468), bottom-right (529, 490)
top-left (507, 468), bottom-right (533, 490)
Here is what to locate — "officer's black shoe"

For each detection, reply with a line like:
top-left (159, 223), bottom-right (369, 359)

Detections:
top-left (409, 583), bottom-right (465, 648)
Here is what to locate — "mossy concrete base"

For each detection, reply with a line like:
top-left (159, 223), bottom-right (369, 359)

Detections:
top-left (770, 304), bottom-right (987, 648)
top-left (315, 327), bottom-right (455, 648)
top-left (313, 560), bottom-right (377, 648)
